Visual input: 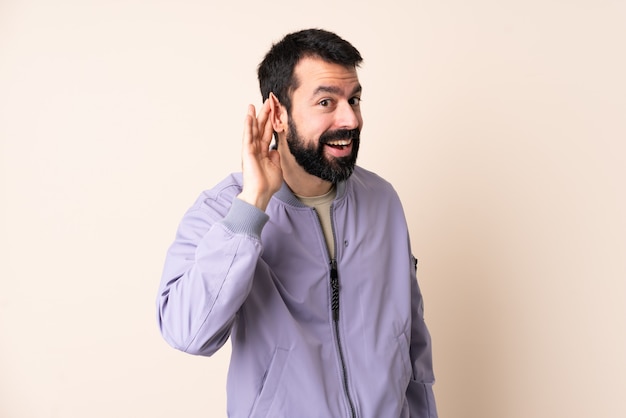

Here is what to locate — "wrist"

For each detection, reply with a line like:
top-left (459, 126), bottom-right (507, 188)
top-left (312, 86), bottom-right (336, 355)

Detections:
top-left (237, 190), bottom-right (272, 212)
top-left (222, 198), bottom-right (269, 238)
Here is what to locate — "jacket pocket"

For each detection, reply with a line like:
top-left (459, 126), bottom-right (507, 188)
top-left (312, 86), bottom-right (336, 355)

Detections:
top-left (249, 347), bottom-right (290, 418)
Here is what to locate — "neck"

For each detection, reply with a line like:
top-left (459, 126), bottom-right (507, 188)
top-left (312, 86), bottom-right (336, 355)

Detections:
top-left (283, 168), bottom-right (334, 197)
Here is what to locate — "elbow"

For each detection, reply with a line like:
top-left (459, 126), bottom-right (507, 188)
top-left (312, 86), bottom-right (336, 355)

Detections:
top-left (156, 303), bottom-right (228, 357)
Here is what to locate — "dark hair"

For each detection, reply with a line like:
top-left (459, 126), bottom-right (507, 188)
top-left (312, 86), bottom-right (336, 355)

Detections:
top-left (257, 29), bottom-right (363, 114)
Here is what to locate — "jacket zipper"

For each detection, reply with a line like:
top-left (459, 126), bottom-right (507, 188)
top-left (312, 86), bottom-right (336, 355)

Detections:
top-left (330, 258), bottom-right (356, 418)
top-left (316, 205), bottom-right (356, 418)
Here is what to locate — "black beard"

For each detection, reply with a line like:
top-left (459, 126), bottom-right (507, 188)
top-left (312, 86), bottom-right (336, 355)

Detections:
top-left (286, 119), bottom-right (360, 183)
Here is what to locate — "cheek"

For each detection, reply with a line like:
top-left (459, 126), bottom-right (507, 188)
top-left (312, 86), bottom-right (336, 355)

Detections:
top-left (292, 110), bottom-right (338, 140)
top-left (306, 119), bottom-right (333, 140)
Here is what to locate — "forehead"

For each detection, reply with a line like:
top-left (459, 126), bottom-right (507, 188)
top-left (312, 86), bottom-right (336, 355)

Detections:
top-left (292, 56), bottom-right (360, 96)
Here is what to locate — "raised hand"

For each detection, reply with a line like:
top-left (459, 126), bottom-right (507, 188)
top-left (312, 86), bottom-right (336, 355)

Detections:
top-left (237, 97), bottom-right (283, 211)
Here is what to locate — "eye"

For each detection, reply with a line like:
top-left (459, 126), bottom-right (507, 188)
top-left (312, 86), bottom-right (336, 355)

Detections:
top-left (319, 99), bottom-right (331, 107)
top-left (348, 97), bottom-right (361, 106)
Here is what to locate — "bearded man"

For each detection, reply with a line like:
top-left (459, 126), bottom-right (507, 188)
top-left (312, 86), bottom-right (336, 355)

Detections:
top-left (157, 28), bottom-right (437, 418)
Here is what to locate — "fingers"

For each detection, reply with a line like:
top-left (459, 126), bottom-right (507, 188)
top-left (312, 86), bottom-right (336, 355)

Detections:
top-left (256, 99), bottom-right (273, 147)
top-left (244, 104), bottom-right (259, 142)
top-left (262, 108), bottom-right (274, 145)
top-left (243, 98), bottom-right (276, 153)
top-left (256, 99), bottom-right (271, 126)
top-left (244, 100), bottom-right (272, 147)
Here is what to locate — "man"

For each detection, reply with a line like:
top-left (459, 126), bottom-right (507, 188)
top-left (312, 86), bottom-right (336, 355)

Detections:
top-left (157, 29), bottom-right (437, 417)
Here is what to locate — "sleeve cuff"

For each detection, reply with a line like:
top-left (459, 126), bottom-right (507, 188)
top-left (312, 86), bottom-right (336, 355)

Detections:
top-left (219, 197), bottom-right (269, 239)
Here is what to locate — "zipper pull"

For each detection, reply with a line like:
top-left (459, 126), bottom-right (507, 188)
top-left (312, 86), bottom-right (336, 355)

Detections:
top-left (330, 259), bottom-right (340, 322)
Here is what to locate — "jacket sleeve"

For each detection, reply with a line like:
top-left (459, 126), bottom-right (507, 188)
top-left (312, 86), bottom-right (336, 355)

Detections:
top-left (156, 196), bottom-right (269, 356)
top-left (406, 255), bottom-right (438, 417)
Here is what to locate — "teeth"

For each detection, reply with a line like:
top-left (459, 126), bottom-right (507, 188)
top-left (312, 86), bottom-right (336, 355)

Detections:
top-left (326, 139), bottom-right (352, 146)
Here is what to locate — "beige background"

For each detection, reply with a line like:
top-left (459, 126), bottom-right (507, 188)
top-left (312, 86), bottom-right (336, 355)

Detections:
top-left (1, 0), bottom-right (625, 417)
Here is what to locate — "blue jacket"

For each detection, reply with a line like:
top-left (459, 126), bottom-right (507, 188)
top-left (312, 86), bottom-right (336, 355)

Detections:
top-left (157, 166), bottom-right (437, 417)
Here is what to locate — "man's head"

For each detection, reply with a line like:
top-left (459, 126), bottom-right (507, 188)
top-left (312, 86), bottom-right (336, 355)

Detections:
top-left (258, 29), bottom-right (364, 184)
top-left (258, 29), bottom-right (363, 114)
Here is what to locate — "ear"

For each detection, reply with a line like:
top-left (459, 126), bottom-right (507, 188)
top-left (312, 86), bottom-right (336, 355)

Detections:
top-left (268, 92), bottom-right (287, 133)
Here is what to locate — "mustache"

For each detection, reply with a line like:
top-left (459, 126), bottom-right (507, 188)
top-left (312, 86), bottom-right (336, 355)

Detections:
top-left (319, 128), bottom-right (360, 144)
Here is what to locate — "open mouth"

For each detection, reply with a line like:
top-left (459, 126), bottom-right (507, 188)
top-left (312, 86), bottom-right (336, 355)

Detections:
top-left (324, 139), bottom-right (352, 149)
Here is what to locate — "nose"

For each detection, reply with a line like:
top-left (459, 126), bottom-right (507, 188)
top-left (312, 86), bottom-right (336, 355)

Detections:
top-left (335, 100), bottom-right (360, 130)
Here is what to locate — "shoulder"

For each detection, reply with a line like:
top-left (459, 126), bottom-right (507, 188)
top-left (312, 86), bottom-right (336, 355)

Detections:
top-left (341, 167), bottom-right (410, 230)
top-left (186, 172), bottom-right (243, 218)
top-left (347, 166), bottom-right (399, 199)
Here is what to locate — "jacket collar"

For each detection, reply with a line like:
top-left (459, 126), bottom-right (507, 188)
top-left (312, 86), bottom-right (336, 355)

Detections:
top-left (274, 176), bottom-right (349, 207)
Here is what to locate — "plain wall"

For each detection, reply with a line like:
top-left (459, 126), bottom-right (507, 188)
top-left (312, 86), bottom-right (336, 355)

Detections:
top-left (1, 1), bottom-right (625, 417)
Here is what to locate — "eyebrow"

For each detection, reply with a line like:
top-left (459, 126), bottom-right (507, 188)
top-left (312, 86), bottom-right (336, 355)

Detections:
top-left (312, 84), bottom-right (362, 97)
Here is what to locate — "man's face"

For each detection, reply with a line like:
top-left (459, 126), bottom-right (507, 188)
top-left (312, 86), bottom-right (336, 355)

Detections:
top-left (284, 57), bottom-right (363, 183)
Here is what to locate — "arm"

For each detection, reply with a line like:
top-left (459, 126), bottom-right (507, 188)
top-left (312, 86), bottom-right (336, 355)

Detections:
top-left (156, 99), bottom-right (282, 356)
top-left (157, 196), bottom-right (268, 356)
top-left (406, 255), bottom-right (438, 417)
